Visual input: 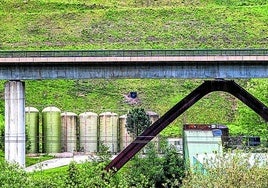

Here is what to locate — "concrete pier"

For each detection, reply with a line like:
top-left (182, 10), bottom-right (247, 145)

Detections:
top-left (5, 81), bottom-right (25, 167)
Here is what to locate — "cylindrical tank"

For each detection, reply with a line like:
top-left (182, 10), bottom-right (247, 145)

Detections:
top-left (147, 111), bottom-right (160, 151)
top-left (42, 106), bottom-right (61, 153)
top-left (79, 112), bottom-right (98, 153)
top-left (119, 114), bottom-right (133, 151)
top-left (61, 112), bottom-right (77, 153)
top-left (147, 111), bottom-right (159, 124)
top-left (99, 112), bottom-right (119, 153)
top-left (25, 107), bottom-right (39, 153)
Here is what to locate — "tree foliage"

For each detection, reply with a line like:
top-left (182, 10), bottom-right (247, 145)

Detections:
top-left (126, 108), bottom-right (151, 137)
top-left (126, 141), bottom-right (185, 188)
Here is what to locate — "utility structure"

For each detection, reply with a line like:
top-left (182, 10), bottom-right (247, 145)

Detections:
top-left (0, 49), bottom-right (268, 167)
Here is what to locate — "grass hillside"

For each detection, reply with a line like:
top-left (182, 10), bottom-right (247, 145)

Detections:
top-left (0, 0), bottom-right (267, 137)
top-left (0, 0), bottom-right (268, 50)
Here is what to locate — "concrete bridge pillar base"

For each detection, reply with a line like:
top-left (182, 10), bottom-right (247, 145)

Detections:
top-left (5, 81), bottom-right (25, 167)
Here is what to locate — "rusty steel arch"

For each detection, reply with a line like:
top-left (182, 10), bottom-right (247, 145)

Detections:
top-left (105, 80), bottom-right (268, 172)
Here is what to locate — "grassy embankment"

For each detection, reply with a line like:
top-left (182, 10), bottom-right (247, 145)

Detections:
top-left (0, 0), bottom-right (267, 137)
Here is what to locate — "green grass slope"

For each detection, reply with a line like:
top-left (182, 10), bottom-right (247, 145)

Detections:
top-left (0, 0), bottom-right (267, 50)
top-left (0, 0), bottom-right (267, 137)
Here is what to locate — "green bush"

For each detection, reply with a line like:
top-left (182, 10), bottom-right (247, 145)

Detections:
top-left (125, 141), bottom-right (185, 188)
top-left (0, 160), bottom-right (30, 188)
top-left (182, 152), bottom-right (268, 188)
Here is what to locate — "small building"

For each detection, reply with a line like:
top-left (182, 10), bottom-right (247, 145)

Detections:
top-left (183, 124), bottom-right (229, 168)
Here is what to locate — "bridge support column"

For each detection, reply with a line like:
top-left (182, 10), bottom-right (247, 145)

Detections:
top-left (5, 81), bottom-right (25, 167)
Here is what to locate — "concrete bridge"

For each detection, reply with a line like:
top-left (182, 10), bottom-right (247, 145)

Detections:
top-left (1, 49), bottom-right (268, 167)
top-left (0, 49), bottom-right (268, 79)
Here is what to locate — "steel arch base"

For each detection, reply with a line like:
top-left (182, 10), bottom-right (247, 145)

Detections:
top-left (105, 80), bottom-right (268, 172)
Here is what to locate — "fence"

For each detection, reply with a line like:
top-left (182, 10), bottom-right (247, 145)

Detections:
top-left (0, 49), bottom-right (268, 58)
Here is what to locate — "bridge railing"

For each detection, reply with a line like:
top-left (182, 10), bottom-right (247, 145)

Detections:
top-left (0, 49), bottom-right (267, 58)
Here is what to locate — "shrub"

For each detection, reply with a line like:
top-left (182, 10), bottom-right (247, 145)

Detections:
top-left (0, 160), bottom-right (30, 188)
top-left (162, 146), bottom-right (185, 187)
top-left (126, 141), bottom-right (185, 188)
top-left (182, 151), bottom-right (268, 188)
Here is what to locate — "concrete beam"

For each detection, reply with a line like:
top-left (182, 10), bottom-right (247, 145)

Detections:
top-left (0, 56), bottom-right (267, 79)
top-left (5, 81), bottom-right (25, 167)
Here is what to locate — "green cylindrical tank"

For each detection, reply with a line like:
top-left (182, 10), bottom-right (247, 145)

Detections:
top-left (25, 107), bottom-right (39, 153)
top-left (99, 112), bottom-right (119, 153)
top-left (119, 114), bottom-right (133, 151)
top-left (42, 106), bottom-right (61, 153)
top-left (61, 112), bottom-right (77, 153)
top-left (79, 112), bottom-right (98, 153)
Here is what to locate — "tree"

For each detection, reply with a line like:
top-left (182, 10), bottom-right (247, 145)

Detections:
top-left (126, 141), bottom-right (185, 188)
top-left (162, 145), bottom-right (185, 187)
top-left (126, 108), bottom-right (151, 138)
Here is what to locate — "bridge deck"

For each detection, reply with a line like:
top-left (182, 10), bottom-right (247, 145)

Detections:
top-left (0, 49), bottom-right (267, 79)
top-left (0, 55), bottom-right (268, 64)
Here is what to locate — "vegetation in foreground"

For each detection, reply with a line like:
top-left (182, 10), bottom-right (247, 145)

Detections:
top-left (182, 152), bottom-right (268, 188)
top-left (1, 147), bottom-right (268, 187)
top-left (0, 142), bottom-right (185, 188)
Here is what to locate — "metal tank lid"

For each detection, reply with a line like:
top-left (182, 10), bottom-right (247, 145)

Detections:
top-left (119, 114), bottom-right (127, 118)
top-left (79, 112), bottom-right (98, 117)
top-left (146, 111), bottom-right (159, 116)
top-left (61, 112), bottom-right (77, 116)
top-left (99, 112), bottom-right (118, 116)
top-left (25, 106), bottom-right (39, 112)
top-left (42, 106), bottom-right (61, 112)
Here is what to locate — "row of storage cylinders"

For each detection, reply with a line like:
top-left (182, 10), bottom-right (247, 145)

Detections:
top-left (26, 107), bottom-right (159, 154)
